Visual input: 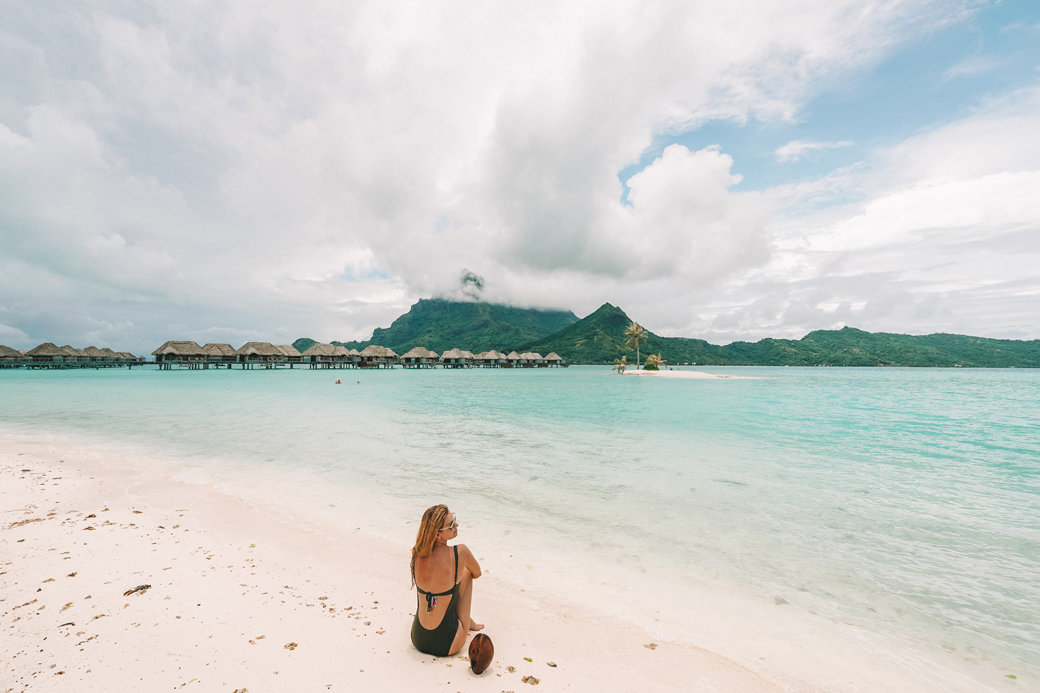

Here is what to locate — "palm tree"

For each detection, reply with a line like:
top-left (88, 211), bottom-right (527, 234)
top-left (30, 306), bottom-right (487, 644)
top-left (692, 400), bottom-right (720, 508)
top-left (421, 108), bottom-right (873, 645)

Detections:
top-left (624, 321), bottom-right (648, 369)
top-left (613, 355), bottom-right (627, 374)
top-left (644, 353), bottom-right (664, 370)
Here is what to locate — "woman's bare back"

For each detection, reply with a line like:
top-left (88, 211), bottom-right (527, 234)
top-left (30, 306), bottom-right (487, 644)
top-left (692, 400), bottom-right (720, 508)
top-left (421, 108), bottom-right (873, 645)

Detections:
top-left (413, 544), bottom-right (457, 629)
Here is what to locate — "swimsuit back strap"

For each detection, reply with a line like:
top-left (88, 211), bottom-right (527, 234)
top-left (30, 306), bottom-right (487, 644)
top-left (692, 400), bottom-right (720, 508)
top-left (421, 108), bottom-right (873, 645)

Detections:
top-left (418, 582), bottom-right (454, 612)
top-left (417, 584), bottom-right (455, 597)
top-left (453, 545), bottom-right (458, 585)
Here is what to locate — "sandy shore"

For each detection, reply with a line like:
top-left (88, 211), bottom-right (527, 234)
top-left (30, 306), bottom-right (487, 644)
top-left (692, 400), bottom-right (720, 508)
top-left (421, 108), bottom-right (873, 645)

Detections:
top-left (1, 440), bottom-right (783, 692)
top-left (620, 368), bottom-right (735, 379)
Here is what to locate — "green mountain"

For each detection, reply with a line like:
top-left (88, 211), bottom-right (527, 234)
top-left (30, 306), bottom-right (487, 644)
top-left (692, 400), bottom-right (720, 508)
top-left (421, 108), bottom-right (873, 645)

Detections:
top-left (523, 303), bottom-right (1040, 367)
top-left (315, 298), bottom-right (579, 354)
top-left (528, 302), bottom-right (634, 363)
top-left (520, 303), bottom-right (724, 364)
top-left (292, 337), bottom-right (319, 353)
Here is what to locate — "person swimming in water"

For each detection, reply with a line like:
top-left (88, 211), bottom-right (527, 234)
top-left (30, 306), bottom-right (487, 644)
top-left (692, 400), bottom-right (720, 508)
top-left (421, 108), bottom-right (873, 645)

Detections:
top-left (409, 504), bottom-right (483, 656)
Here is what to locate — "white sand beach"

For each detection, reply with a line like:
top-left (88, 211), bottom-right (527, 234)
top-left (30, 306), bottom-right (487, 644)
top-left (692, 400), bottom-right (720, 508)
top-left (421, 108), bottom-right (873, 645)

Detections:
top-left (1, 439), bottom-right (783, 692)
top-left (621, 368), bottom-right (730, 379)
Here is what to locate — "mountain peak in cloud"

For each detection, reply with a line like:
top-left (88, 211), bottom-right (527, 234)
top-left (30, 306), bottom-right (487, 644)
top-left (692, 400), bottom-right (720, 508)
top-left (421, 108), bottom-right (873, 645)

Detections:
top-left (460, 269), bottom-right (485, 300)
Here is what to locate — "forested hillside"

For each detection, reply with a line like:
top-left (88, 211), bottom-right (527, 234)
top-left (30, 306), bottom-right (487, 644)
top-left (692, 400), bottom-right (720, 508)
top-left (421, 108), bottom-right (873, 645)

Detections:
top-left (522, 304), bottom-right (1040, 366)
top-left (295, 298), bottom-right (577, 355)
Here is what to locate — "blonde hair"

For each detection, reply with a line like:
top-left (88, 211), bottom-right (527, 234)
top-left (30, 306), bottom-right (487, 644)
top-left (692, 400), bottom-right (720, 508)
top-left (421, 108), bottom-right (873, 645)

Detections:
top-left (410, 504), bottom-right (450, 586)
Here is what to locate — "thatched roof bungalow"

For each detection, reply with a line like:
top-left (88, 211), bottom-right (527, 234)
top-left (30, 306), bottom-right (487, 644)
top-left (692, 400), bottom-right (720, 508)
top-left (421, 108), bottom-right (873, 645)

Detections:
top-left (202, 343), bottom-right (236, 365)
top-left (519, 352), bottom-right (544, 367)
top-left (300, 343), bottom-right (358, 368)
top-left (476, 350), bottom-right (506, 367)
top-left (235, 342), bottom-right (284, 368)
top-left (153, 340), bottom-right (205, 368)
top-left (0, 344), bottom-right (27, 367)
top-left (59, 345), bottom-right (86, 364)
top-left (335, 346), bottom-right (360, 366)
top-left (359, 345), bottom-right (398, 368)
top-left (503, 350), bottom-right (521, 368)
top-left (117, 351), bottom-right (144, 364)
top-left (26, 342), bottom-right (64, 366)
top-left (275, 344), bottom-right (303, 365)
top-left (544, 352), bottom-right (565, 367)
top-left (303, 342), bottom-right (335, 365)
top-left (401, 346), bottom-right (439, 368)
top-left (80, 346), bottom-right (105, 363)
top-left (440, 348), bottom-right (470, 368)
top-left (303, 343), bottom-right (335, 356)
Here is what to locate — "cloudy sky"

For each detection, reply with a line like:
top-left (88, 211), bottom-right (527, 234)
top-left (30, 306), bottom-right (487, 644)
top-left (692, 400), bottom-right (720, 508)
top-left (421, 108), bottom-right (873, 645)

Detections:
top-left (2, 1), bottom-right (1039, 354)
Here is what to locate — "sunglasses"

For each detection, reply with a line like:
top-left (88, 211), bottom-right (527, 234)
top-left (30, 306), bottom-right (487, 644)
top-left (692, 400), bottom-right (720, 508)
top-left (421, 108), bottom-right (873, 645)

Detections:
top-left (439, 515), bottom-right (458, 532)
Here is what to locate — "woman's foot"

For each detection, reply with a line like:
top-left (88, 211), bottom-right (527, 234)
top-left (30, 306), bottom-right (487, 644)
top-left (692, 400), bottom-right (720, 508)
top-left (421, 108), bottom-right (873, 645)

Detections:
top-left (470, 621), bottom-right (485, 631)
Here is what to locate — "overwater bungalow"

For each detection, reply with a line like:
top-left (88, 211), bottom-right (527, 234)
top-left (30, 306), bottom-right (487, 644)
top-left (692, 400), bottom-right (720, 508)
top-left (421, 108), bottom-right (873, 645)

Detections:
top-left (235, 342), bottom-right (284, 368)
top-left (153, 340), bottom-right (205, 369)
top-left (303, 342), bottom-right (335, 367)
top-left (476, 350), bottom-right (506, 367)
top-left (202, 343), bottom-right (236, 368)
top-left (519, 352), bottom-right (545, 367)
top-left (401, 346), bottom-right (439, 368)
top-left (0, 344), bottom-right (27, 368)
top-left (359, 345), bottom-right (398, 368)
top-left (119, 351), bottom-right (145, 365)
top-left (301, 343), bottom-right (357, 368)
top-left (544, 352), bottom-right (565, 367)
top-left (60, 345), bottom-right (86, 365)
top-left (440, 348), bottom-right (469, 368)
top-left (275, 344), bottom-right (303, 367)
top-left (81, 346), bottom-right (105, 364)
top-left (312, 344), bottom-right (353, 368)
top-left (25, 342), bottom-right (64, 368)
top-left (333, 346), bottom-right (360, 367)
top-left (503, 350), bottom-right (521, 368)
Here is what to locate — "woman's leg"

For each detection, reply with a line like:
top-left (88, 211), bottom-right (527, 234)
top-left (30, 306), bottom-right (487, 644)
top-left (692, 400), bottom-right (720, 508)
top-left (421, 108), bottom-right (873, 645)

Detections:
top-left (457, 566), bottom-right (483, 632)
top-left (447, 567), bottom-right (483, 655)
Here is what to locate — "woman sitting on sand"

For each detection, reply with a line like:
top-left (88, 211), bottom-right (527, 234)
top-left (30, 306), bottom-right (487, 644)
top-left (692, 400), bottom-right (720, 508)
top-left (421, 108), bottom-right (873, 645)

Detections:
top-left (410, 504), bottom-right (483, 656)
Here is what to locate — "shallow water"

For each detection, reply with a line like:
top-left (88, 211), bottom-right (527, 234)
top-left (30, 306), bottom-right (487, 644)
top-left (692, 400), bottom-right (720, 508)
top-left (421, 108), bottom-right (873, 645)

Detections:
top-left (3, 365), bottom-right (1038, 688)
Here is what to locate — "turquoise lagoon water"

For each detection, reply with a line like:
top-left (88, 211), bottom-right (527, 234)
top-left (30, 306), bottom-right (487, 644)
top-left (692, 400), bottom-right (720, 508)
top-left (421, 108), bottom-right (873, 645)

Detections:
top-left (2, 366), bottom-right (1038, 688)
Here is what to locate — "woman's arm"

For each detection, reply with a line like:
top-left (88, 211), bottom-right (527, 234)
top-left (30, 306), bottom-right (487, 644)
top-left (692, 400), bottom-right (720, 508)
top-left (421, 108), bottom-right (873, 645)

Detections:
top-left (458, 543), bottom-right (482, 579)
